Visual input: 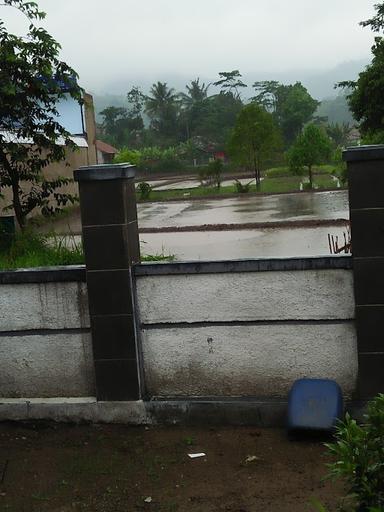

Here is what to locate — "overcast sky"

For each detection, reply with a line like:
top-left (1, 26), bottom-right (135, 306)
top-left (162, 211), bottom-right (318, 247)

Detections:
top-left (1, 0), bottom-right (377, 93)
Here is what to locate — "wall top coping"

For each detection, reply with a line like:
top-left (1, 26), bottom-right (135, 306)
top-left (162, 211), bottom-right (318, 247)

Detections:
top-left (134, 255), bottom-right (353, 276)
top-left (0, 256), bottom-right (352, 284)
top-left (0, 265), bottom-right (86, 284)
top-left (343, 145), bottom-right (384, 162)
top-left (74, 163), bottom-right (136, 182)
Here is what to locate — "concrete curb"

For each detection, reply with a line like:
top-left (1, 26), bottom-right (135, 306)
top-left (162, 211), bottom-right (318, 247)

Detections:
top-left (0, 399), bottom-right (367, 426)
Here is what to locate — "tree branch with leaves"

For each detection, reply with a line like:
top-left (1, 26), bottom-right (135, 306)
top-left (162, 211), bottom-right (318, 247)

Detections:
top-left (0, 0), bottom-right (82, 228)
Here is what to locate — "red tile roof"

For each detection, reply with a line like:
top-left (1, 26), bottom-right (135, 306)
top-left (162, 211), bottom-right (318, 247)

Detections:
top-left (96, 139), bottom-right (118, 154)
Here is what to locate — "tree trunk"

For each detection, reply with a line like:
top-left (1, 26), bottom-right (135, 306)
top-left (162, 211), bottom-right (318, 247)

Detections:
top-left (308, 165), bottom-right (313, 189)
top-left (253, 152), bottom-right (260, 192)
top-left (0, 152), bottom-right (25, 229)
top-left (10, 176), bottom-right (25, 230)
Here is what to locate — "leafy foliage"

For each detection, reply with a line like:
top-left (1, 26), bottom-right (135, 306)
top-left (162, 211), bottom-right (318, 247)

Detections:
top-left (234, 179), bottom-right (252, 193)
top-left (326, 122), bottom-right (352, 148)
top-left (0, 229), bottom-right (84, 269)
top-left (252, 81), bottom-right (319, 145)
top-left (198, 159), bottom-right (224, 189)
top-left (99, 87), bottom-right (145, 148)
top-left (228, 103), bottom-right (282, 190)
top-left (288, 124), bottom-right (331, 188)
top-left (340, 38), bottom-right (384, 139)
top-left (145, 81), bottom-right (179, 140)
top-left (339, 3), bottom-right (384, 140)
top-left (0, 0), bottom-right (82, 228)
top-left (213, 70), bottom-right (247, 99)
top-left (325, 394), bottom-right (384, 511)
top-left (137, 181), bottom-right (152, 200)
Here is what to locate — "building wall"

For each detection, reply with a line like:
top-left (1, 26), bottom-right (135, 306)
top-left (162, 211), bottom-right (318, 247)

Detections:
top-left (0, 268), bottom-right (95, 398)
top-left (0, 93), bottom-right (97, 217)
top-left (136, 262), bottom-right (358, 398)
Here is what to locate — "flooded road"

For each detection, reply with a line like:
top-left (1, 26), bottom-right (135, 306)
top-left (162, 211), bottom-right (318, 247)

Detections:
top-left (137, 190), bottom-right (349, 259)
top-left (138, 190), bottom-right (349, 228)
top-left (140, 225), bottom-right (349, 261)
top-left (60, 189), bottom-right (350, 261)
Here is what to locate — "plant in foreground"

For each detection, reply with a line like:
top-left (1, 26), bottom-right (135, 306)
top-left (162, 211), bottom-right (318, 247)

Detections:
top-left (0, 231), bottom-right (176, 269)
top-left (313, 394), bottom-right (384, 511)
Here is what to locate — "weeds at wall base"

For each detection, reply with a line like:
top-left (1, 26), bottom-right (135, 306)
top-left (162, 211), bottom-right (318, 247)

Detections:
top-left (0, 230), bottom-right (175, 270)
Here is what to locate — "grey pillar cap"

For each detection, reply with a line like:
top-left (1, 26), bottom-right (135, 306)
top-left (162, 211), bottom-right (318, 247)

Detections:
top-left (74, 163), bottom-right (136, 182)
top-left (343, 145), bottom-right (384, 162)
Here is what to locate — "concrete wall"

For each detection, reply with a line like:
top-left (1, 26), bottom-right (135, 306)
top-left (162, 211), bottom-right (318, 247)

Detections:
top-left (0, 268), bottom-right (95, 398)
top-left (0, 257), bottom-right (357, 404)
top-left (136, 258), bottom-right (358, 399)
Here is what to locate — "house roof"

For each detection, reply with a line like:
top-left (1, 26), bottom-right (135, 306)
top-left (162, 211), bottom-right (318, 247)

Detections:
top-left (96, 139), bottom-right (118, 154)
top-left (0, 131), bottom-right (88, 147)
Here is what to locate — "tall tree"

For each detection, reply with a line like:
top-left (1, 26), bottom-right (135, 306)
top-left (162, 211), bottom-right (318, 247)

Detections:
top-left (126, 86), bottom-right (146, 118)
top-left (288, 124), bottom-right (331, 189)
top-left (179, 78), bottom-right (210, 139)
top-left (145, 82), bottom-right (179, 140)
top-left (0, 0), bottom-right (82, 228)
top-left (252, 81), bottom-right (319, 145)
top-left (99, 106), bottom-right (128, 137)
top-left (213, 70), bottom-right (247, 99)
top-left (338, 3), bottom-right (384, 142)
top-left (227, 104), bottom-right (282, 190)
top-left (198, 92), bottom-right (243, 146)
top-left (326, 122), bottom-right (352, 148)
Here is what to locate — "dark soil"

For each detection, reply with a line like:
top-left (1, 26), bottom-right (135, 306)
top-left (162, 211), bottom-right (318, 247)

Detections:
top-left (0, 424), bottom-right (344, 512)
top-left (139, 218), bottom-right (349, 233)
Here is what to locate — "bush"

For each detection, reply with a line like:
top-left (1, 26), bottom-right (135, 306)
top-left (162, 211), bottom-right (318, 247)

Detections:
top-left (324, 394), bottom-right (384, 511)
top-left (0, 230), bottom-right (84, 269)
top-left (199, 159), bottom-right (224, 188)
top-left (137, 182), bottom-right (152, 200)
top-left (235, 179), bottom-right (252, 193)
top-left (114, 148), bottom-right (142, 166)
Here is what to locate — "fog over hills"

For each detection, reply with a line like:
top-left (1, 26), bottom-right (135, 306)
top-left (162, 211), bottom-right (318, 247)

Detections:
top-left (91, 58), bottom-right (368, 107)
top-left (91, 58), bottom-right (369, 126)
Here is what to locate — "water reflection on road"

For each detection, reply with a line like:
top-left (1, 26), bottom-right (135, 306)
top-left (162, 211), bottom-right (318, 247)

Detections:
top-left (140, 226), bottom-right (349, 261)
top-left (64, 190), bottom-right (350, 261)
top-left (138, 190), bottom-right (349, 260)
top-left (138, 190), bottom-right (349, 228)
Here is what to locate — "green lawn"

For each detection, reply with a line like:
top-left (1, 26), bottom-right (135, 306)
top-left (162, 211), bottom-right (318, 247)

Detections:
top-left (138, 171), bottom-right (341, 202)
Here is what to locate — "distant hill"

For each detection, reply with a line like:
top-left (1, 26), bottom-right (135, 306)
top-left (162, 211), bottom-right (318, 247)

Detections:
top-left (91, 59), bottom-right (367, 125)
top-left (92, 94), bottom-right (127, 123)
top-left (316, 95), bottom-right (355, 125)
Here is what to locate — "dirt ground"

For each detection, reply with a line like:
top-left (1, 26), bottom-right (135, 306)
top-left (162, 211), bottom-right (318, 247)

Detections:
top-left (0, 423), bottom-right (344, 512)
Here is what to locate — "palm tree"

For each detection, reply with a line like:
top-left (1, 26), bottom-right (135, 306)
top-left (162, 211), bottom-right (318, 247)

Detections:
top-left (145, 82), bottom-right (179, 136)
top-left (179, 79), bottom-right (210, 139)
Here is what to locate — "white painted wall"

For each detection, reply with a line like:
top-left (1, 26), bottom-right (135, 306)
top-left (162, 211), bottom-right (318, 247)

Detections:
top-left (137, 270), bottom-right (358, 398)
top-left (0, 281), bottom-right (94, 398)
top-left (0, 333), bottom-right (94, 398)
top-left (137, 270), bottom-right (354, 323)
top-left (0, 282), bottom-right (90, 331)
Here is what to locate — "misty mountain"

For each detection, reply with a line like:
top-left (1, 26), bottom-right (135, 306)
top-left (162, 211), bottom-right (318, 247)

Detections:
top-left (92, 59), bottom-right (368, 124)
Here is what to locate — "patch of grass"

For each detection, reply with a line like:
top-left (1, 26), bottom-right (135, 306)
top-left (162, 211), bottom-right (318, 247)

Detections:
top-left (138, 171), bottom-right (342, 202)
top-left (0, 230), bottom-right (84, 270)
top-left (141, 184), bottom-right (239, 202)
top-left (182, 436), bottom-right (196, 446)
top-left (264, 164), bottom-right (336, 178)
top-left (141, 253), bottom-right (175, 262)
top-left (0, 231), bottom-right (176, 270)
top-left (259, 176), bottom-right (302, 193)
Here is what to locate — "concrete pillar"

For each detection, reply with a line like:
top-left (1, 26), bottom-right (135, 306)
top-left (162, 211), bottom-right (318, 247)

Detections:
top-left (344, 145), bottom-right (384, 399)
top-left (74, 163), bottom-right (140, 401)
